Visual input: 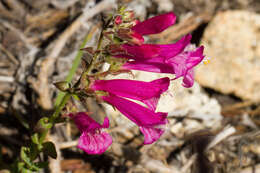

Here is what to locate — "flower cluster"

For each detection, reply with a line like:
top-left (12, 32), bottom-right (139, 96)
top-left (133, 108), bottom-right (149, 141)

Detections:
top-left (66, 9), bottom-right (205, 155)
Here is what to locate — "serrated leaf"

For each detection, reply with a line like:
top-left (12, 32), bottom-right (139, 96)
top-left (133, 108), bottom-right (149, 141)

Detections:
top-left (42, 142), bottom-right (57, 159)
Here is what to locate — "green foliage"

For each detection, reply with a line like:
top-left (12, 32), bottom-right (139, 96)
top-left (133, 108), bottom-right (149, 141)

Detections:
top-left (42, 142), bottom-right (57, 159)
top-left (20, 147), bottom-right (40, 171)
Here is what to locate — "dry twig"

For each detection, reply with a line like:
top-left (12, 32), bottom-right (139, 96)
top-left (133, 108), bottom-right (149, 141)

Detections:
top-left (0, 43), bottom-right (19, 65)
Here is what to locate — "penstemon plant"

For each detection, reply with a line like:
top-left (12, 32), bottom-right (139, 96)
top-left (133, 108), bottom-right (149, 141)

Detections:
top-left (15, 6), bottom-right (206, 172)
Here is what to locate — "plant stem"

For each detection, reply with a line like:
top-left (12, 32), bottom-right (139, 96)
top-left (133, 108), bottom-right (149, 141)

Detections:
top-left (55, 28), bottom-right (96, 107)
top-left (85, 30), bottom-right (104, 74)
top-left (50, 93), bottom-right (71, 123)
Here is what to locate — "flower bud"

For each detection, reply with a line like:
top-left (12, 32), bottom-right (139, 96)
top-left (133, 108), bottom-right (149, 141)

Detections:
top-left (129, 31), bottom-right (144, 45)
top-left (117, 28), bottom-right (144, 45)
top-left (114, 15), bottom-right (122, 25)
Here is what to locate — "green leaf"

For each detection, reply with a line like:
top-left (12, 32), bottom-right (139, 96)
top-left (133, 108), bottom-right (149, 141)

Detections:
top-left (21, 167), bottom-right (33, 173)
top-left (31, 133), bottom-right (39, 145)
top-left (20, 147), bottom-right (31, 165)
top-left (55, 31), bottom-right (94, 106)
top-left (35, 161), bottom-right (49, 168)
top-left (72, 94), bottom-right (80, 100)
top-left (42, 142), bottom-right (57, 159)
top-left (20, 147), bottom-right (39, 171)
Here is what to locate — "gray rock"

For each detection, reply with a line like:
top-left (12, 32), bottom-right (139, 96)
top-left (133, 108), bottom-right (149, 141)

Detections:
top-left (196, 10), bottom-right (260, 102)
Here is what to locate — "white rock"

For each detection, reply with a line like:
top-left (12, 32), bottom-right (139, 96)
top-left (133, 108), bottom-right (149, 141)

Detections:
top-left (196, 10), bottom-right (260, 102)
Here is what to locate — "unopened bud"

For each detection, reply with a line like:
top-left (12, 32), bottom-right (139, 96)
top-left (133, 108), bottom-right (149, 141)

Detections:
top-left (54, 81), bottom-right (70, 92)
top-left (129, 31), bottom-right (144, 45)
top-left (114, 15), bottom-right (122, 25)
top-left (117, 28), bottom-right (144, 45)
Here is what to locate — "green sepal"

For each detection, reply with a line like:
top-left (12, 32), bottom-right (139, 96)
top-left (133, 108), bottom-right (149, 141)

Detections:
top-left (31, 133), bottom-right (39, 145)
top-left (37, 117), bottom-right (52, 130)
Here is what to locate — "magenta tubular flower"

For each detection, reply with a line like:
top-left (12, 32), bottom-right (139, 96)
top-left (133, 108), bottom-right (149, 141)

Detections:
top-left (123, 46), bottom-right (204, 88)
top-left (116, 12), bottom-right (176, 46)
top-left (116, 34), bottom-right (192, 61)
top-left (115, 34), bottom-right (205, 87)
top-left (132, 12), bottom-right (176, 36)
top-left (102, 94), bottom-right (168, 144)
top-left (69, 112), bottom-right (112, 155)
top-left (91, 77), bottom-right (170, 111)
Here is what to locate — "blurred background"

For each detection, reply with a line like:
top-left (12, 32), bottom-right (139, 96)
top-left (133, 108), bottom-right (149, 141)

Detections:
top-left (0, 0), bottom-right (260, 172)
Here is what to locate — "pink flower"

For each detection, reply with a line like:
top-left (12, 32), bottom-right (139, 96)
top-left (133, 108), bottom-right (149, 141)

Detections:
top-left (132, 12), bottom-right (176, 36)
top-left (69, 112), bottom-right (112, 154)
top-left (114, 34), bottom-right (205, 87)
top-left (116, 12), bottom-right (176, 45)
top-left (102, 94), bottom-right (167, 144)
top-left (119, 34), bottom-right (192, 61)
top-left (90, 78), bottom-right (170, 144)
top-left (91, 77), bottom-right (170, 111)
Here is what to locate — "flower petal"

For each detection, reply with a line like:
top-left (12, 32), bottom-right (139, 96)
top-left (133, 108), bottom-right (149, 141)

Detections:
top-left (123, 61), bottom-right (174, 73)
top-left (116, 34), bottom-right (191, 62)
top-left (92, 78), bottom-right (170, 110)
top-left (77, 131), bottom-right (112, 155)
top-left (132, 12), bottom-right (176, 35)
top-left (139, 126), bottom-right (165, 144)
top-left (186, 46), bottom-right (205, 69)
top-left (182, 69), bottom-right (194, 88)
top-left (102, 95), bottom-right (167, 144)
top-left (121, 44), bottom-right (161, 60)
top-left (167, 46), bottom-right (205, 87)
top-left (70, 113), bottom-right (112, 154)
top-left (70, 112), bottom-right (103, 132)
top-left (102, 94), bottom-right (167, 126)
top-left (156, 34), bottom-right (192, 59)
